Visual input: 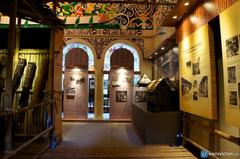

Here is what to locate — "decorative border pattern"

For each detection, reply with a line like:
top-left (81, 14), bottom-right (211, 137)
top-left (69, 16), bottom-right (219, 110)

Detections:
top-left (48, 2), bottom-right (156, 29)
top-left (64, 29), bottom-right (142, 36)
top-left (64, 37), bottom-right (144, 59)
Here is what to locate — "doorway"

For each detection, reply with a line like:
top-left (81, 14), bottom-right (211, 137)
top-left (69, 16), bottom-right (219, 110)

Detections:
top-left (63, 48), bottom-right (89, 120)
top-left (88, 74), bottom-right (94, 119)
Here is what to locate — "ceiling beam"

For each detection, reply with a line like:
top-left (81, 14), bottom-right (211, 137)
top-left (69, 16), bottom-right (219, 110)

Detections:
top-left (0, 1), bottom-right (65, 29)
top-left (44, 0), bottom-right (178, 6)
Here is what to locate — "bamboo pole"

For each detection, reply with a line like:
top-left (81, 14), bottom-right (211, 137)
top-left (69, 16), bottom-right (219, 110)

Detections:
top-left (0, 100), bottom-right (54, 117)
top-left (3, 126), bottom-right (53, 159)
top-left (182, 136), bottom-right (220, 159)
top-left (4, 0), bottom-right (18, 152)
top-left (214, 129), bottom-right (240, 146)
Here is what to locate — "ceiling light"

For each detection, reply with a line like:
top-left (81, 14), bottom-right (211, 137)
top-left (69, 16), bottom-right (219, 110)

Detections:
top-left (172, 16), bottom-right (178, 19)
top-left (149, 56), bottom-right (152, 59)
top-left (184, 2), bottom-right (189, 6)
top-left (161, 47), bottom-right (165, 50)
top-left (155, 52), bottom-right (158, 55)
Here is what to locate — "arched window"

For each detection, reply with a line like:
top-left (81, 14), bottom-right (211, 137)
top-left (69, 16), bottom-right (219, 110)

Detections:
top-left (104, 43), bottom-right (140, 72)
top-left (63, 43), bottom-right (94, 71)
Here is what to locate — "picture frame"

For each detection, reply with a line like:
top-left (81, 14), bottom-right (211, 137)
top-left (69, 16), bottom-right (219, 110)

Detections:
top-left (116, 91), bottom-right (127, 102)
top-left (135, 91), bottom-right (147, 102)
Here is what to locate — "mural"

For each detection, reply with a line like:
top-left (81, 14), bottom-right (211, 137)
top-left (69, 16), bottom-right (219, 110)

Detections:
top-left (47, 2), bottom-right (156, 29)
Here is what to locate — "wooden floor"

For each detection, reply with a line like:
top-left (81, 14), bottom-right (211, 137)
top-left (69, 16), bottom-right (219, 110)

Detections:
top-left (41, 145), bottom-right (196, 159)
top-left (8, 122), bottom-right (196, 159)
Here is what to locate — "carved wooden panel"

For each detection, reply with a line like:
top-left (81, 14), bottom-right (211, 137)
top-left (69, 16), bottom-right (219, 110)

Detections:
top-left (110, 48), bottom-right (134, 69)
top-left (65, 48), bottom-right (88, 69)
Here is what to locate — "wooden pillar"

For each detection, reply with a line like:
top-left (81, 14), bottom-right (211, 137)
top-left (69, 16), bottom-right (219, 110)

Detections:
top-left (53, 30), bottom-right (64, 142)
top-left (5, 0), bottom-right (18, 151)
top-left (94, 60), bottom-right (103, 120)
top-left (14, 18), bottom-right (21, 67)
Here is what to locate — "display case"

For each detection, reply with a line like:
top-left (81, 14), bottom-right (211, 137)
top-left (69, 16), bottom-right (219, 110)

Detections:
top-left (147, 78), bottom-right (179, 112)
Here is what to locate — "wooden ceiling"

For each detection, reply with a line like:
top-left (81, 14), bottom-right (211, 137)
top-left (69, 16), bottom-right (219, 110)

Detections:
top-left (161, 0), bottom-right (201, 26)
top-left (0, 0), bottom-right (65, 28)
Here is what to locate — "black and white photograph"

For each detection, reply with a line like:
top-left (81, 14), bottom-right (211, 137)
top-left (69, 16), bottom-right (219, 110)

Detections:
top-left (199, 76), bottom-right (208, 97)
top-left (181, 77), bottom-right (192, 96)
top-left (186, 61), bottom-right (191, 67)
top-left (76, 77), bottom-right (85, 85)
top-left (226, 35), bottom-right (239, 57)
top-left (116, 91), bottom-right (127, 102)
top-left (192, 57), bottom-right (200, 75)
top-left (193, 91), bottom-right (198, 100)
top-left (229, 91), bottom-right (238, 105)
top-left (135, 91), bottom-right (147, 102)
top-left (70, 75), bottom-right (76, 81)
top-left (193, 80), bottom-right (198, 88)
top-left (227, 66), bottom-right (236, 83)
top-left (66, 87), bottom-right (75, 99)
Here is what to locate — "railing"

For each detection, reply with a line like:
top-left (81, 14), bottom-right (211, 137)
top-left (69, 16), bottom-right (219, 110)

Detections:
top-left (182, 114), bottom-right (240, 158)
top-left (0, 100), bottom-right (55, 159)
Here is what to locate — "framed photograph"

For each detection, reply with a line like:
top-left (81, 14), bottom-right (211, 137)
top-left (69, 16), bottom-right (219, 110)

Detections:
top-left (226, 35), bottom-right (239, 57)
top-left (198, 76), bottom-right (208, 97)
top-left (66, 87), bottom-right (75, 99)
top-left (116, 91), bottom-right (127, 102)
top-left (227, 66), bottom-right (236, 83)
top-left (229, 91), bottom-right (238, 106)
top-left (192, 57), bottom-right (201, 75)
top-left (181, 77), bottom-right (192, 96)
top-left (135, 91), bottom-right (147, 102)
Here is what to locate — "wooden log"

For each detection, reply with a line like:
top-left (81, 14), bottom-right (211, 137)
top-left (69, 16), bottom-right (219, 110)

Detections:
top-left (12, 58), bottom-right (27, 100)
top-left (214, 129), bottom-right (240, 146)
top-left (18, 62), bottom-right (36, 107)
top-left (4, 0), bottom-right (17, 152)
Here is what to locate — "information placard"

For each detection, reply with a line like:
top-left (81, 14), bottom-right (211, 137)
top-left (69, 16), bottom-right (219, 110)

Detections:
top-left (220, 1), bottom-right (240, 128)
top-left (179, 24), bottom-right (217, 119)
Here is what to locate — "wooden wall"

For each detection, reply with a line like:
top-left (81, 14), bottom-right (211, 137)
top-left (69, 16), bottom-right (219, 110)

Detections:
top-left (176, 0), bottom-right (239, 155)
top-left (176, 0), bottom-right (237, 42)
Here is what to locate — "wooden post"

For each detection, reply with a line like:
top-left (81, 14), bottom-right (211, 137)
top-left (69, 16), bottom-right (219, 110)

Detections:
top-left (53, 30), bottom-right (64, 142)
top-left (94, 60), bottom-right (103, 120)
top-left (5, 0), bottom-right (18, 151)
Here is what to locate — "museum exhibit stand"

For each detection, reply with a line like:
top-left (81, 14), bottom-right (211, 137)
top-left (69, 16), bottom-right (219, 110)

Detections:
top-left (132, 78), bottom-right (180, 144)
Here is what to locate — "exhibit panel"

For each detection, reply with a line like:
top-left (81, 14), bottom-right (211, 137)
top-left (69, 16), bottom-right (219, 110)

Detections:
top-left (220, 0), bottom-right (240, 128)
top-left (63, 48), bottom-right (89, 120)
top-left (110, 68), bottom-right (134, 120)
top-left (179, 24), bottom-right (217, 120)
top-left (64, 68), bottom-right (88, 119)
top-left (109, 48), bottom-right (134, 120)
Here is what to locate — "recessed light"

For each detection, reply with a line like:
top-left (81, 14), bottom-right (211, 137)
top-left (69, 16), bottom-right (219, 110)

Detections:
top-left (154, 52), bottom-right (158, 55)
top-left (172, 16), bottom-right (178, 19)
top-left (149, 56), bottom-right (152, 59)
top-left (161, 47), bottom-right (165, 50)
top-left (184, 2), bottom-right (189, 6)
